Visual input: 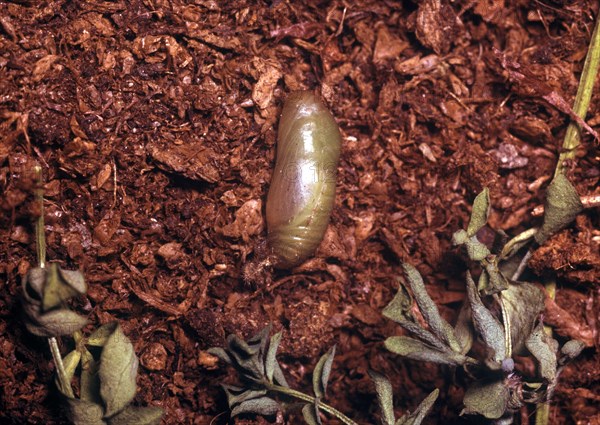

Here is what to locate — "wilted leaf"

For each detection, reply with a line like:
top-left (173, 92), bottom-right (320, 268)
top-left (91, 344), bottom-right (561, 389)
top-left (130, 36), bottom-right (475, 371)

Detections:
top-left (502, 282), bottom-right (544, 355)
top-left (230, 396), bottom-right (280, 417)
top-left (302, 403), bottom-right (321, 425)
top-left (108, 406), bottom-right (164, 425)
top-left (402, 263), bottom-right (461, 352)
top-left (535, 174), bottom-right (583, 244)
top-left (313, 346), bottom-right (335, 399)
top-left (396, 388), bottom-right (439, 425)
top-left (265, 332), bottom-right (282, 383)
top-left (368, 371), bottom-right (395, 425)
top-left (462, 379), bottom-right (509, 419)
top-left (525, 323), bottom-right (557, 383)
top-left (66, 398), bottom-right (106, 425)
top-left (43, 264), bottom-right (87, 311)
top-left (467, 188), bottom-right (490, 237)
top-left (466, 272), bottom-right (506, 364)
top-left (384, 336), bottom-right (474, 366)
top-left (99, 323), bottom-right (139, 417)
top-left (25, 308), bottom-right (88, 337)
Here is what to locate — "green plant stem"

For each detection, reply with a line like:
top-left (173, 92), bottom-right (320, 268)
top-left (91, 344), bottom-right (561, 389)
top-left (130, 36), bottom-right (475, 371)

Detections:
top-left (34, 165), bottom-right (73, 398)
top-left (555, 13), bottom-right (600, 177)
top-left (265, 382), bottom-right (359, 425)
top-left (535, 279), bottom-right (556, 425)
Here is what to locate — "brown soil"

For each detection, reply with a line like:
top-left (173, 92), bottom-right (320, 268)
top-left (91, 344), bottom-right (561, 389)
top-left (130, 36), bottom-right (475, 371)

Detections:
top-left (1, 1), bottom-right (599, 424)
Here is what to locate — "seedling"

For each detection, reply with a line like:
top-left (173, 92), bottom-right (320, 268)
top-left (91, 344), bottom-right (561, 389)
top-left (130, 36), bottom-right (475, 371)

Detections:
top-left (210, 325), bottom-right (438, 425)
top-left (383, 181), bottom-right (586, 422)
top-left (20, 165), bottom-right (163, 425)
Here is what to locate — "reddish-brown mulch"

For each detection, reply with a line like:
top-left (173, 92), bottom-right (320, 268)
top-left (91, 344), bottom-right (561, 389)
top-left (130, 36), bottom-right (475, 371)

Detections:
top-left (1, 1), bottom-right (598, 424)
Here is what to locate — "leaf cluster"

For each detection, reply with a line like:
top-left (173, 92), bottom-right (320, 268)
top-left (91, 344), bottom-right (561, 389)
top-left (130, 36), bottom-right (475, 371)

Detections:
top-left (21, 263), bottom-right (88, 337)
top-left (384, 179), bottom-right (586, 421)
top-left (211, 326), bottom-right (438, 425)
top-left (59, 322), bottom-right (163, 425)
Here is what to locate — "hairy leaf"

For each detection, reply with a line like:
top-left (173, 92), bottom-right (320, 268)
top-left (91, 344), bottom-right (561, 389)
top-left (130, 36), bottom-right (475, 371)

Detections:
top-left (99, 323), bottom-right (139, 417)
top-left (385, 336), bottom-right (473, 366)
top-left (222, 385), bottom-right (267, 407)
top-left (481, 258), bottom-right (509, 295)
top-left (302, 403), bottom-right (321, 425)
top-left (525, 323), bottom-right (557, 383)
top-left (369, 371), bottom-right (395, 425)
top-left (313, 346), bottom-right (336, 399)
top-left (454, 303), bottom-right (474, 355)
top-left (382, 282), bottom-right (413, 323)
top-left (535, 174), bottom-right (583, 244)
top-left (467, 188), bottom-right (490, 237)
top-left (25, 308), bottom-right (88, 337)
top-left (265, 332), bottom-right (282, 383)
top-left (502, 282), bottom-right (544, 355)
top-left (230, 396), bottom-right (280, 417)
top-left (66, 398), bottom-right (106, 425)
top-left (462, 379), bottom-right (508, 419)
top-left (402, 263), bottom-right (460, 352)
top-left (108, 406), bottom-right (164, 425)
top-left (396, 388), bottom-right (439, 425)
top-left (466, 272), bottom-right (506, 364)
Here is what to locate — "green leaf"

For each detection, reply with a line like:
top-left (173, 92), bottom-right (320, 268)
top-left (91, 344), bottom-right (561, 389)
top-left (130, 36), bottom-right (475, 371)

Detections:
top-left (43, 263), bottom-right (87, 311)
top-left (396, 389), bottom-right (439, 425)
top-left (525, 323), bottom-right (557, 383)
top-left (501, 282), bottom-right (544, 355)
top-left (453, 303), bottom-right (474, 355)
top-left (535, 174), bottom-right (583, 244)
top-left (467, 188), bottom-right (490, 237)
top-left (462, 379), bottom-right (509, 419)
top-left (313, 346), bottom-right (335, 399)
top-left (23, 267), bottom-right (45, 299)
top-left (559, 340), bottom-right (586, 365)
top-left (384, 336), bottom-right (473, 366)
top-left (465, 272), bottom-right (506, 364)
top-left (66, 398), bottom-right (106, 425)
top-left (81, 348), bottom-right (102, 404)
top-left (221, 385), bottom-right (267, 407)
top-left (24, 308), bottom-right (88, 337)
top-left (368, 371), bottom-right (395, 425)
top-left (402, 264), bottom-right (461, 352)
top-left (55, 349), bottom-right (81, 396)
top-left (302, 403), bottom-right (321, 425)
top-left (265, 332), bottom-right (282, 383)
top-left (382, 281), bottom-right (413, 324)
top-left (99, 323), bottom-right (139, 417)
top-left (88, 322), bottom-right (119, 347)
top-left (230, 396), bottom-right (280, 417)
top-left (271, 359), bottom-right (289, 388)
top-left (465, 236), bottom-right (491, 261)
top-left (107, 405), bottom-right (164, 425)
